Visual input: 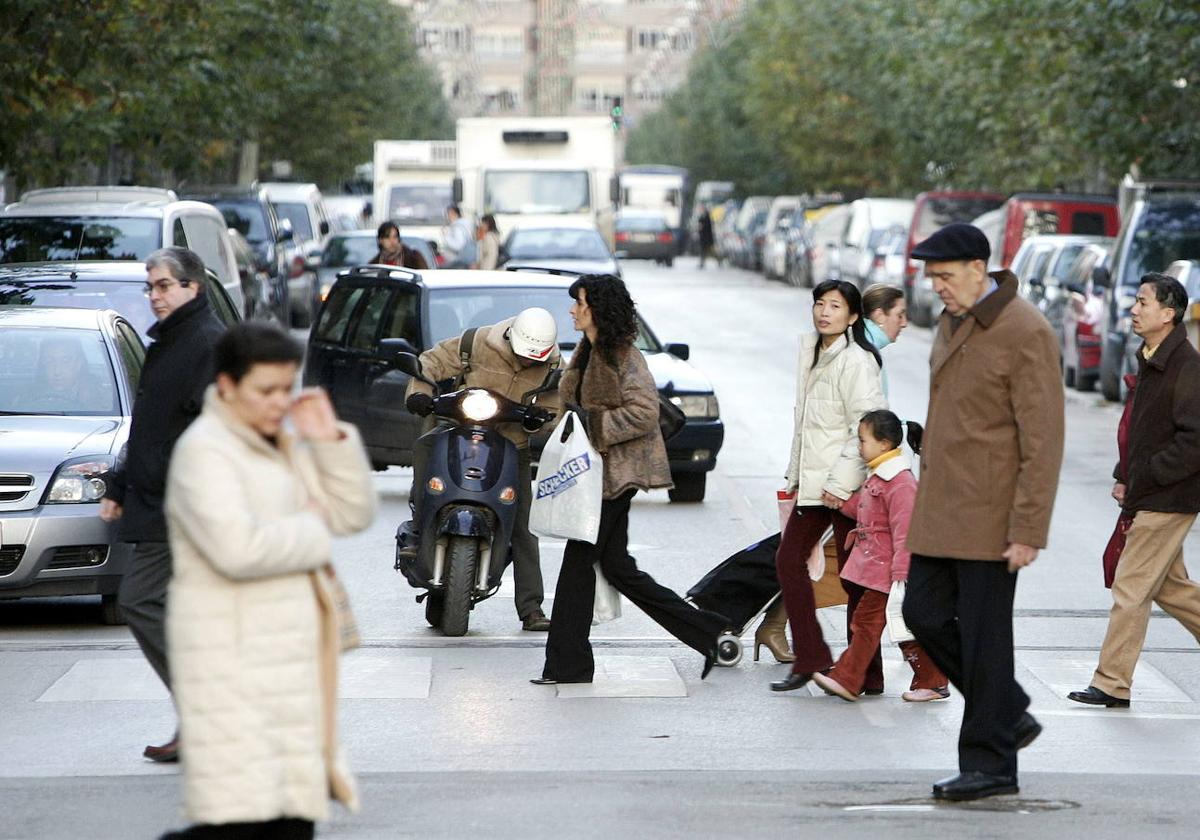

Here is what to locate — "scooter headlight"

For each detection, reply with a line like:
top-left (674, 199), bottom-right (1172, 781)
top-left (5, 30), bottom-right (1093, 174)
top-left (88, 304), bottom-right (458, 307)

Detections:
top-left (460, 389), bottom-right (500, 422)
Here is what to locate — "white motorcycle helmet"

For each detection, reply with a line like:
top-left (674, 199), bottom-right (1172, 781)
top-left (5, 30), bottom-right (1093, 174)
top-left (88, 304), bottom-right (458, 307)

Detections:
top-left (508, 307), bottom-right (558, 362)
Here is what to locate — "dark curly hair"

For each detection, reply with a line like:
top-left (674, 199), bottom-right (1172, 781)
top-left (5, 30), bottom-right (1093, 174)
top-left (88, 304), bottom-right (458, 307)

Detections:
top-left (568, 274), bottom-right (638, 367)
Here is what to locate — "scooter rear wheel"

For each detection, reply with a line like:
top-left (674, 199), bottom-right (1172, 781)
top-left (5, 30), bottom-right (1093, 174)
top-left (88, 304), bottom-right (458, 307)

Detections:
top-left (441, 536), bottom-right (478, 637)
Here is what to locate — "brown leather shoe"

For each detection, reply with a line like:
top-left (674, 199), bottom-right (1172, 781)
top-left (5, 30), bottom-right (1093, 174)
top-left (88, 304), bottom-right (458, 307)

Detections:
top-left (143, 734), bottom-right (179, 763)
top-left (521, 610), bottom-right (551, 632)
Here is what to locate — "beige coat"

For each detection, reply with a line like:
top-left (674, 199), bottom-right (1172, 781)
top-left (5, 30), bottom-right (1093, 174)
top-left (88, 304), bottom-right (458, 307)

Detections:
top-left (907, 272), bottom-right (1065, 560)
top-left (560, 342), bottom-right (672, 499)
top-left (406, 318), bottom-right (562, 446)
top-left (165, 388), bottom-right (376, 825)
top-left (784, 332), bottom-right (886, 505)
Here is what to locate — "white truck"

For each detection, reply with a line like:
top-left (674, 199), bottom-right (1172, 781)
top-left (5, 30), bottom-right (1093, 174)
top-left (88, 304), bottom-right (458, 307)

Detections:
top-left (619, 164), bottom-right (690, 246)
top-left (453, 116), bottom-right (619, 246)
top-left (373, 140), bottom-right (457, 248)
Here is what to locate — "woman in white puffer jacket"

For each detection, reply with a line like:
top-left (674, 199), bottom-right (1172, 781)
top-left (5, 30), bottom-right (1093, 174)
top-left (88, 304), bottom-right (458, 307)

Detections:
top-left (769, 279), bottom-right (887, 694)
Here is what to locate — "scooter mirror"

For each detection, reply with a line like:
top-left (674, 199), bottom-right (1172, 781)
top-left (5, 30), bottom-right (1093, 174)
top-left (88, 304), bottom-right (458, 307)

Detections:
top-left (394, 351), bottom-right (422, 377)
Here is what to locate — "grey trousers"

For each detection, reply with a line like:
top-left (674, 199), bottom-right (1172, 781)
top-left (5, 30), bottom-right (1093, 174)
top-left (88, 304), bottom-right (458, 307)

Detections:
top-left (410, 432), bottom-right (544, 618)
top-left (118, 541), bottom-right (172, 690)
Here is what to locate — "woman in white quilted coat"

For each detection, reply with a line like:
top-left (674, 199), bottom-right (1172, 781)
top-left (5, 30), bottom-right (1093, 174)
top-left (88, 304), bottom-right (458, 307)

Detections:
top-left (161, 323), bottom-right (375, 840)
top-left (769, 280), bottom-right (887, 695)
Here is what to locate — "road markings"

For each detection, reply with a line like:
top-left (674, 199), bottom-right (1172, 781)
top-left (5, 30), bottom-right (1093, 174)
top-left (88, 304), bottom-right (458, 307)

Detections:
top-left (555, 656), bottom-right (688, 698)
top-left (38, 658), bottom-right (169, 702)
top-left (341, 653), bottom-right (432, 699)
top-left (1022, 653), bottom-right (1192, 703)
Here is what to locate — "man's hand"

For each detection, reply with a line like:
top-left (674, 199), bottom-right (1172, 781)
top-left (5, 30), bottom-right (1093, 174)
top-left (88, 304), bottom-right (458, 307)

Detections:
top-left (820, 490), bottom-right (843, 510)
top-left (1112, 482), bottom-right (1127, 506)
top-left (406, 392), bottom-right (435, 417)
top-left (99, 498), bottom-right (123, 523)
top-left (522, 406), bottom-right (555, 433)
top-left (290, 388), bottom-right (341, 441)
top-left (1003, 542), bottom-right (1039, 573)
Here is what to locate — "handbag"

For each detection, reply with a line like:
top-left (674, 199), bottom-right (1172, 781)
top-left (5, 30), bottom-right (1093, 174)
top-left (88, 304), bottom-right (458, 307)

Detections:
top-left (530, 411), bottom-right (604, 544)
top-left (658, 393), bottom-right (687, 442)
top-left (593, 563), bottom-right (622, 624)
top-left (886, 580), bottom-right (914, 644)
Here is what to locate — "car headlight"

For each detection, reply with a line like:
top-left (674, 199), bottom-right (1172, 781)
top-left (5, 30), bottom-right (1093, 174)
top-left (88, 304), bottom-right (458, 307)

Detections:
top-left (44, 455), bottom-right (114, 504)
top-left (670, 394), bottom-right (719, 419)
top-left (460, 389), bottom-right (500, 422)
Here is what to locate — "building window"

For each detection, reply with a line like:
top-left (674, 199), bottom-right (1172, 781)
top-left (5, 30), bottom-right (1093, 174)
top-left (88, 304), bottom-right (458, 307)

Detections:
top-left (476, 29), bottom-right (524, 57)
top-left (419, 25), bottom-right (471, 53)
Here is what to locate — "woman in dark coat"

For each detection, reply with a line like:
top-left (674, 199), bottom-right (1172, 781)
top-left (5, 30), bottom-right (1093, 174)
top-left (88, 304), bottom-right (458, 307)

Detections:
top-left (371, 221), bottom-right (428, 269)
top-left (534, 274), bottom-right (729, 684)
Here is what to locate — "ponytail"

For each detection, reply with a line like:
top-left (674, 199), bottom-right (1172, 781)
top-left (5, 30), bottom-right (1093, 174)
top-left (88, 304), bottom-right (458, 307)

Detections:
top-left (860, 410), bottom-right (923, 457)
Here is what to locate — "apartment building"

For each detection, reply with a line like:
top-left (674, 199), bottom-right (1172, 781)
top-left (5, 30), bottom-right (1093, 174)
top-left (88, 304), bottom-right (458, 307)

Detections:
top-left (392, 0), bottom-right (744, 120)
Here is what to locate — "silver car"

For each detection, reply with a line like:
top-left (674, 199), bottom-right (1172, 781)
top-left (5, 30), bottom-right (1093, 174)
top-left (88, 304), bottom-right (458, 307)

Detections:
top-left (0, 306), bottom-right (143, 623)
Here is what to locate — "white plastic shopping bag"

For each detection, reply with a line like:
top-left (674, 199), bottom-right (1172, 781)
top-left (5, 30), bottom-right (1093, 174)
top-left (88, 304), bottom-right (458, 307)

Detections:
top-left (777, 490), bottom-right (796, 534)
top-left (592, 564), bottom-right (621, 624)
top-left (530, 411), bottom-right (604, 544)
top-left (886, 580), bottom-right (914, 643)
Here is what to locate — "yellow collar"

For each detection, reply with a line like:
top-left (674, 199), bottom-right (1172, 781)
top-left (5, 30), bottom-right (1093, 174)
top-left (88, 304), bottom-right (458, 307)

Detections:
top-left (867, 448), bottom-right (902, 471)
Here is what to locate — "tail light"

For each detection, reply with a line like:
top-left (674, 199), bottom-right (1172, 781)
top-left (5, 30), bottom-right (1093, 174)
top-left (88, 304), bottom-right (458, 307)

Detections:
top-left (289, 255), bottom-right (305, 278)
top-left (435, 252), bottom-right (446, 267)
top-left (656, 232), bottom-right (673, 244)
top-left (615, 231), bottom-right (630, 243)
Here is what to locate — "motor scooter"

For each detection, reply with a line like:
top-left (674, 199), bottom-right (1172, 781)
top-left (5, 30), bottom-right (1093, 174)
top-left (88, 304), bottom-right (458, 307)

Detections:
top-left (387, 348), bottom-right (559, 636)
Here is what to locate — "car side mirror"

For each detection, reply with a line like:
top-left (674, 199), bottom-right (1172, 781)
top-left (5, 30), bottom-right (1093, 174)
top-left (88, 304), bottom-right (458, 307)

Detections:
top-left (277, 219), bottom-right (294, 242)
top-left (380, 340), bottom-right (419, 364)
top-left (665, 342), bottom-right (690, 361)
top-left (1093, 265), bottom-right (1111, 289)
top-left (319, 220), bottom-right (330, 237)
top-left (529, 368), bottom-right (563, 398)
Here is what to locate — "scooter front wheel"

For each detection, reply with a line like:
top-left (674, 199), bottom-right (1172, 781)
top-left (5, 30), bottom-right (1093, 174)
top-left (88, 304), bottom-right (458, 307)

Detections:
top-left (441, 536), bottom-right (478, 637)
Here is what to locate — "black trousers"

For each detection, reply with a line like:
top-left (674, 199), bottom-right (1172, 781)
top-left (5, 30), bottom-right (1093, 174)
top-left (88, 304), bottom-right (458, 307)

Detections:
top-left (160, 818), bottom-right (314, 839)
top-left (542, 490), bottom-right (728, 682)
top-left (411, 429), bottom-right (544, 618)
top-left (119, 541), bottom-right (172, 690)
top-left (903, 555), bottom-right (1029, 778)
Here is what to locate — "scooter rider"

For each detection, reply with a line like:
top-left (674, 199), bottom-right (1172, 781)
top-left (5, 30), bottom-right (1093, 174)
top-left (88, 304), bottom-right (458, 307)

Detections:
top-left (403, 308), bottom-right (562, 631)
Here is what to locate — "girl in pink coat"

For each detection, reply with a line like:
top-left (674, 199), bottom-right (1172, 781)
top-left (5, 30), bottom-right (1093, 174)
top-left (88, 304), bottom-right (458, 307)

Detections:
top-left (812, 410), bottom-right (950, 702)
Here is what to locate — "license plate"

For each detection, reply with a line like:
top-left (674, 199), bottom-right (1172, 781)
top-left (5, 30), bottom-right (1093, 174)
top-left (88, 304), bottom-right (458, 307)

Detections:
top-left (633, 233), bottom-right (655, 243)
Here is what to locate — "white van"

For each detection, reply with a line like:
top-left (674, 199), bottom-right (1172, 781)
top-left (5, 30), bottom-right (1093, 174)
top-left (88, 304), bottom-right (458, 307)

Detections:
top-left (840, 197), bottom-right (915, 288)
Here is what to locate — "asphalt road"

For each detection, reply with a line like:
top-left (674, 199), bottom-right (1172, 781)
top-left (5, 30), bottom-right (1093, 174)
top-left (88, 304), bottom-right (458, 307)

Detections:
top-left (2, 257), bottom-right (1198, 840)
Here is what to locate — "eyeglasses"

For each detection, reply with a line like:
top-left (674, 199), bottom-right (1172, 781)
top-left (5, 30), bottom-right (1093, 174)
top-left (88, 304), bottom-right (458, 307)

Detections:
top-left (143, 278), bottom-right (187, 297)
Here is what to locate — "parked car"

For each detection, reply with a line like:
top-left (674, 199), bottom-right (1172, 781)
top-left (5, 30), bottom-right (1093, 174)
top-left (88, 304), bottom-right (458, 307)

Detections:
top-left (903, 191), bottom-right (1005, 326)
top-left (863, 225), bottom-right (909, 288)
top-left (806, 203), bottom-right (852, 287)
top-left (760, 196), bottom-right (801, 279)
top-left (714, 199), bottom-right (741, 266)
top-left (304, 267), bottom-right (723, 501)
top-left (839, 198), bottom-right (915, 288)
top-left (500, 221), bottom-right (621, 277)
top-left (0, 261), bottom-right (241, 340)
top-left (227, 229), bottom-right (274, 321)
top-left (180, 184), bottom-right (295, 325)
top-left (731, 196), bottom-right (773, 270)
top-left (323, 194), bottom-right (371, 232)
top-left (1166, 259), bottom-right (1200, 351)
top-left (1098, 182), bottom-right (1200, 401)
top-left (0, 186), bottom-right (245, 317)
top-left (1016, 234), bottom-right (1111, 347)
top-left (315, 229), bottom-right (436, 302)
top-left (782, 215), bottom-right (815, 288)
top-left (1061, 242), bottom-right (1114, 392)
top-left (994, 192), bottom-right (1119, 269)
top-left (261, 182), bottom-right (333, 327)
top-left (0, 307), bottom-right (145, 624)
top-left (614, 211), bottom-right (676, 265)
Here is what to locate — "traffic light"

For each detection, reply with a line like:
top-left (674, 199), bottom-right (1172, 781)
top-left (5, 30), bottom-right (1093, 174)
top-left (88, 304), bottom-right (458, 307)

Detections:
top-left (610, 97), bottom-right (623, 131)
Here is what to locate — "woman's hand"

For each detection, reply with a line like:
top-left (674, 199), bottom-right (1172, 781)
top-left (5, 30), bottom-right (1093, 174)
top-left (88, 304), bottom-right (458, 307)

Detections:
top-left (290, 388), bottom-right (341, 442)
top-left (820, 491), bottom-right (843, 510)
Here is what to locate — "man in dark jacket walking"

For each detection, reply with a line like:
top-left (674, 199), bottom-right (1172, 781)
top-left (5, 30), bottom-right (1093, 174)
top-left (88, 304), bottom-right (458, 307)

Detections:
top-left (697, 205), bottom-right (716, 269)
top-left (902, 224), bottom-right (1064, 802)
top-left (1070, 274), bottom-right (1200, 709)
top-left (100, 246), bottom-right (226, 763)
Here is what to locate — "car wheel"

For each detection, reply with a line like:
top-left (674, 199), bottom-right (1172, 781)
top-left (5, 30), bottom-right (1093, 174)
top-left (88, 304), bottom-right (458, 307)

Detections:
top-left (100, 593), bottom-right (126, 626)
top-left (1077, 370), bottom-right (1097, 393)
top-left (1099, 336), bottom-right (1123, 402)
top-left (668, 472), bottom-right (706, 503)
top-left (1063, 364), bottom-right (1076, 389)
top-left (665, 257), bottom-right (674, 268)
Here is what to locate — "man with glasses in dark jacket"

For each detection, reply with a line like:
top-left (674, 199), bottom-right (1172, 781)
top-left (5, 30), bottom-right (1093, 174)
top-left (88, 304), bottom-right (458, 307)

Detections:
top-left (1069, 273), bottom-right (1200, 709)
top-left (100, 246), bottom-right (226, 763)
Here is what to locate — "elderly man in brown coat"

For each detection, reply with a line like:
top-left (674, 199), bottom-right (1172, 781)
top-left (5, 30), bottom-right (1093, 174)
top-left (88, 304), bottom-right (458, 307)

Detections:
top-left (403, 308), bottom-right (562, 631)
top-left (902, 224), bottom-right (1065, 802)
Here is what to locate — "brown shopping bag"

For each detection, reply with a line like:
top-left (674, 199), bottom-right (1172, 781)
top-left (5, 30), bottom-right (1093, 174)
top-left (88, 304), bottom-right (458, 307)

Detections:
top-left (811, 530), bottom-right (849, 609)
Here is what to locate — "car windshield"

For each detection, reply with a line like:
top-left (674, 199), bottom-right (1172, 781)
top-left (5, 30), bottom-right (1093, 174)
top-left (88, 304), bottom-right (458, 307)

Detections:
top-left (273, 202), bottom-right (314, 241)
top-left (0, 279), bottom-right (156, 336)
top-left (427, 287), bottom-right (656, 353)
top-left (484, 170), bottom-right (591, 215)
top-left (212, 200), bottom-right (269, 244)
top-left (0, 326), bottom-right (120, 416)
top-left (322, 236), bottom-right (378, 267)
top-left (505, 228), bottom-right (611, 261)
top-left (1121, 199), bottom-right (1200, 288)
top-left (0, 217), bottom-right (162, 264)
top-left (914, 197), bottom-right (1005, 240)
top-left (1048, 243), bottom-right (1088, 285)
top-left (388, 185), bottom-right (452, 225)
top-left (617, 216), bottom-right (666, 233)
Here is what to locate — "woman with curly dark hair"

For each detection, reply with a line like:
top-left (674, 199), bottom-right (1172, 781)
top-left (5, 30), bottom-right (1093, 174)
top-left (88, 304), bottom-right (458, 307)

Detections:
top-left (533, 275), bottom-right (729, 685)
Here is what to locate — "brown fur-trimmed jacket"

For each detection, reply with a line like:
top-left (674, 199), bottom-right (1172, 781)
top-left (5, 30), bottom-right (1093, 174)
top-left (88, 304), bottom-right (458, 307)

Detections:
top-left (560, 342), bottom-right (672, 500)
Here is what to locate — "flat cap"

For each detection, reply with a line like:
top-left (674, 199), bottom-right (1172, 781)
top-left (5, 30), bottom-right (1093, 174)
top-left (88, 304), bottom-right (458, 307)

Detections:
top-left (911, 222), bottom-right (991, 262)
